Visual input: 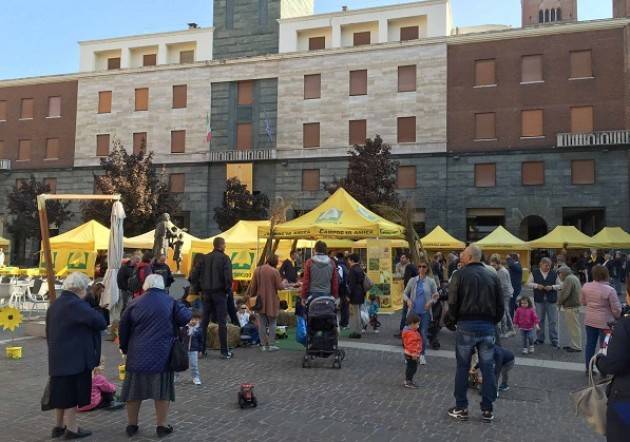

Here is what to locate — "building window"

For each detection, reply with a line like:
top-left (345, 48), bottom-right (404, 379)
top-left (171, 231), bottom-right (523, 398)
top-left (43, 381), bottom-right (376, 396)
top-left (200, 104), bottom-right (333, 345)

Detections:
top-left (309, 36), bottom-right (325, 51)
top-left (171, 130), bottom-right (186, 153)
top-left (475, 59), bottom-right (496, 86)
top-left (570, 50), bottom-right (593, 79)
top-left (349, 119), bottom-right (366, 146)
top-left (172, 85), bottom-right (187, 109)
top-left (135, 88), bottom-right (149, 111)
top-left (107, 57), bottom-right (121, 70)
top-left (397, 116), bottom-right (416, 143)
top-left (96, 134), bottom-right (110, 156)
top-left (0, 141), bottom-right (3, 157)
top-left (475, 163), bottom-right (496, 187)
top-left (304, 74), bottom-right (321, 99)
top-left (179, 50), bottom-right (194, 64)
top-left (225, 0), bottom-right (234, 29)
top-left (521, 109), bottom-right (544, 137)
top-left (571, 106), bottom-right (594, 134)
top-left (0, 100), bottom-right (6, 121)
top-left (551, 8), bottom-right (556, 21)
top-left (521, 55), bottom-right (543, 83)
top-left (143, 54), bottom-right (157, 67)
top-left (44, 178), bottom-right (57, 194)
top-left (397, 166), bottom-right (417, 189)
top-left (353, 31), bottom-right (370, 46)
top-left (398, 65), bottom-right (417, 92)
top-left (45, 138), bottom-right (59, 159)
top-left (302, 169), bottom-right (320, 191)
top-left (98, 91), bottom-right (112, 114)
top-left (563, 207), bottom-right (604, 236)
top-left (226, 163), bottom-right (253, 190)
top-left (303, 123), bottom-right (320, 148)
top-left (18, 139), bottom-right (31, 161)
top-left (545, 9), bottom-right (550, 22)
top-left (238, 80), bottom-right (254, 105)
top-left (20, 98), bottom-right (34, 119)
top-left (467, 208), bottom-right (505, 242)
top-left (47, 96), bottom-right (61, 118)
top-left (236, 123), bottom-right (253, 150)
top-left (557, 8), bottom-right (562, 20)
top-left (539, 10), bottom-right (544, 23)
top-left (474, 113), bottom-right (496, 140)
top-left (169, 174), bottom-right (185, 193)
top-left (133, 132), bottom-right (147, 154)
top-left (571, 160), bottom-right (595, 185)
top-left (258, 0), bottom-right (269, 26)
top-left (400, 26), bottom-right (419, 41)
top-left (522, 161), bottom-right (544, 186)
top-left (349, 70), bottom-right (367, 96)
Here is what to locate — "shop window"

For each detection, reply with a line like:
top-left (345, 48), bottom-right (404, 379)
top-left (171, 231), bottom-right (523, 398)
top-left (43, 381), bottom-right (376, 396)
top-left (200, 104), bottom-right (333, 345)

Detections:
top-left (562, 207), bottom-right (605, 236)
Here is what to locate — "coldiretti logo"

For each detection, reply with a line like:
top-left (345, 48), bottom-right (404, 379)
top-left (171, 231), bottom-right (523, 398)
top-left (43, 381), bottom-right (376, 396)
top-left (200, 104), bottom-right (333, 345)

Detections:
top-left (357, 205), bottom-right (378, 221)
top-left (315, 208), bottom-right (343, 223)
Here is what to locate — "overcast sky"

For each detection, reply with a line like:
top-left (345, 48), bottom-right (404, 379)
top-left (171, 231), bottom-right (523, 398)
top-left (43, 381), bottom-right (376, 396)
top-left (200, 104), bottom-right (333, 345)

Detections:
top-left (0, 0), bottom-right (612, 80)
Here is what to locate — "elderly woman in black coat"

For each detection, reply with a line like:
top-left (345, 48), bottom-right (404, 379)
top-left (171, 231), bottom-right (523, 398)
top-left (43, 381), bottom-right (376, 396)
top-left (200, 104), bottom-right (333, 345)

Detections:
top-left (596, 306), bottom-right (630, 442)
top-left (46, 272), bottom-right (108, 439)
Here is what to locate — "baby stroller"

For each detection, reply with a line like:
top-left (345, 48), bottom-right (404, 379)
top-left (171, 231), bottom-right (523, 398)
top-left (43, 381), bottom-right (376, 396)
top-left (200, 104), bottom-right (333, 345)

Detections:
top-left (302, 296), bottom-right (345, 369)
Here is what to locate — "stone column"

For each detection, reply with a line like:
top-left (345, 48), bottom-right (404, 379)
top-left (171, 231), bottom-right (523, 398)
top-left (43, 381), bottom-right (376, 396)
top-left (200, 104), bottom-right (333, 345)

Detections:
top-left (378, 18), bottom-right (389, 43)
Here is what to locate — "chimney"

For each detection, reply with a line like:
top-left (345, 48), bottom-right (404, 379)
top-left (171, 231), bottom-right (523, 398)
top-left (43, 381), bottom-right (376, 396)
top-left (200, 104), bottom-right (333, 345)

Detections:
top-left (187, 22), bottom-right (198, 29)
top-left (342, 5), bottom-right (348, 12)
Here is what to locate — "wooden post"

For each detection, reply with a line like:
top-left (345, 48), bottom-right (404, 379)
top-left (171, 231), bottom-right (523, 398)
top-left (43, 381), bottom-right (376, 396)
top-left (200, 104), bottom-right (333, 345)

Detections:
top-left (37, 195), bottom-right (57, 302)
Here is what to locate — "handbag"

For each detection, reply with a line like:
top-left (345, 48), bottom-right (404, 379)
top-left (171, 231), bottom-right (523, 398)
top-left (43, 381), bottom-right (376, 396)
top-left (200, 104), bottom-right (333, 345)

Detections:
top-left (570, 356), bottom-right (611, 436)
top-left (362, 274), bottom-right (374, 292)
top-left (41, 380), bottom-right (52, 411)
top-left (168, 302), bottom-right (189, 372)
top-left (252, 295), bottom-right (263, 312)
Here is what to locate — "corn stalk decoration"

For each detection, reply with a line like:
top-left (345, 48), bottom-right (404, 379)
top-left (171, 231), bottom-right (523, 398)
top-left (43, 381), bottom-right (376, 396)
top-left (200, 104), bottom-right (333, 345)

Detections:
top-left (258, 196), bottom-right (292, 266)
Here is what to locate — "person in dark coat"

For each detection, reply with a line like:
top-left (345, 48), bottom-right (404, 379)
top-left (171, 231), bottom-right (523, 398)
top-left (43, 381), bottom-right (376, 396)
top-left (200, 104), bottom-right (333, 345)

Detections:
top-left (119, 274), bottom-right (191, 438)
top-left (335, 252), bottom-right (350, 329)
top-left (190, 237), bottom-right (234, 359)
top-left (152, 254), bottom-right (175, 289)
top-left (117, 253), bottom-right (140, 311)
top-left (506, 254), bottom-right (523, 318)
top-left (46, 272), bottom-right (108, 440)
top-left (279, 251), bottom-right (299, 284)
top-left (347, 253), bottom-right (366, 339)
top-left (595, 311), bottom-right (630, 442)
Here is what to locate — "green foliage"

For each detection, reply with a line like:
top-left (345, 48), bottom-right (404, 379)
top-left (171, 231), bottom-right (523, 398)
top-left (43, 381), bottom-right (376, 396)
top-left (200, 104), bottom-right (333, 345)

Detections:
top-left (81, 139), bottom-right (180, 236)
top-left (7, 176), bottom-right (73, 264)
top-left (343, 135), bottom-right (400, 212)
top-left (214, 177), bottom-right (270, 231)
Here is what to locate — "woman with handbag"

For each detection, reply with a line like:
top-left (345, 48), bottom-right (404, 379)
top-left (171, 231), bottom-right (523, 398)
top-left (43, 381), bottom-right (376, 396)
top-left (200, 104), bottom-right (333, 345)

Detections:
top-left (119, 274), bottom-right (191, 438)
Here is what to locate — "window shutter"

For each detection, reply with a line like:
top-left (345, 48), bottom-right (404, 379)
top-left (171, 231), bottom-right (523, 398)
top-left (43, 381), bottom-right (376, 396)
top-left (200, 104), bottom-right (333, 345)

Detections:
top-left (21, 98), bottom-right (34, 119)
top-left (44, 178), bottom-right (57, 194)
top-left (48, 96), bottom-right (61, 117)
top-left (303, 123), bottom-right (320, 148)
top-left (143, 54), bottom-right (157, 66)
top-left (349, 120), bottom-right (367, 146)
top-left (349, 70), bottom-right (367, 96)
top-left (302, 169), bottom-right (320, 191)
top-left (570, 50), bottom-right (593, 78)
top-left (0, 100), bottom-right (6, 120)
top-left (521, 110), bottom-right (544, 137)
top-left (135, 88), bottom-right (149, 111)
top-left (226, 163), bottom-right (254, 190)
top-left (171, 130), bottom-right (186, 153)
top-left (475, 163), bottom-right (496, 187)
top-left (96, 134), bottom-right (110, 156)
top-left (107, 57), bottom-right (121, 70)
top-left (45, 138), bottom-right (60, 159)
top-left (397, 166), bottom-right (417, 189)
top-left (236, 123), bottom-right (253, 150)
top-left (475, 59), bottom-right (496, 86)
top-left (522, 161), bottom-right (545, 186)
top-left (400, 26), bottom-right (419, 41)
top-left (238, 81), bottom-right (254, 105)
top-left (571, 160), bottom-right (595, 185)
top-left (475, 113), bottom-right (496, 140)
top-left (304, 74), bottom-right (321, 99)
top-left (18, 139), bottom-right (31, 160)
top-left (309, 37), bottom-right (325, 50)
top-left (570, 106), bottom-right (593, 133)
top-left (98, 91), bottom-right (112, 113)
top-left (172, 85), bottom-right (188, 109)
top-left (133, 132), bottom-right (147, 154)
top-left (353, 31), bottom-right (371, 46)
top-left (521, 55), bottom-right (543, 82)
top-left (180, 50), bottom-right (195, 64)
top-left (397, 117), bottom-right (416, 143)
top-left (398, 65), bottom-right (417, 92)
top-left (169, 174), bottom-right (186, 193)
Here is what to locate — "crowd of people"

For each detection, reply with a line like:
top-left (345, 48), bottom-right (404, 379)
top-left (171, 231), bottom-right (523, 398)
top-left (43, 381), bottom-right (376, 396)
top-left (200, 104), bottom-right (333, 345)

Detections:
top-left (44, 238), bottom-right (630, 440)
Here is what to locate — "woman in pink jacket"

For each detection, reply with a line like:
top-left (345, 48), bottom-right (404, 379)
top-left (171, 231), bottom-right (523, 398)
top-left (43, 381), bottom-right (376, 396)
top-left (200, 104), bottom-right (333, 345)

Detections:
top-left (581, 265), bottom-right (622, 372)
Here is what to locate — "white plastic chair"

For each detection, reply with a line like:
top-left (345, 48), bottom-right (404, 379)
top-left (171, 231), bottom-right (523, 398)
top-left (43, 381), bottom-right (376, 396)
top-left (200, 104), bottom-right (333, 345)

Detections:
top-left (26, 279), bottom-right (48, 318)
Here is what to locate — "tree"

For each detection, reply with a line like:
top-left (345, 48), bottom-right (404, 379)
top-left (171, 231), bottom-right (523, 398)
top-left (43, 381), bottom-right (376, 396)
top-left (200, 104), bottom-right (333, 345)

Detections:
top-left (214, 177), bottom-right (270, 232)
top-left (343, 135), bottom-right (399, 212)
top-left (7, 176), bottom-right (73, 265)
top-left (81, 139), bottom-right (181, 236)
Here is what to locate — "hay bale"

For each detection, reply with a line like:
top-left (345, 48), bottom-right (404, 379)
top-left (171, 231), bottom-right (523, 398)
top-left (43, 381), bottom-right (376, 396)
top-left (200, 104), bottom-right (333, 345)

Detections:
top-left (206, 323), bottom-right (242, 350)
top-left (277, 310), bottom-right (297, 327)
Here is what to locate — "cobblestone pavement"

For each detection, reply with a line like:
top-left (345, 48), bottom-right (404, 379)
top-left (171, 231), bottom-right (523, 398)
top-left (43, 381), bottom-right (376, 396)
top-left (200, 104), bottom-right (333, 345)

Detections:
top-left (0, 313), bottom-right (602, 442)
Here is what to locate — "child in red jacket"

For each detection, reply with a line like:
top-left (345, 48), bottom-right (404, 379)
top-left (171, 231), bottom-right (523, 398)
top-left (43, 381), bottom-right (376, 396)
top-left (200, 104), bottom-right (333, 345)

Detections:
top-left (402, 313), bottom-right (423, 389)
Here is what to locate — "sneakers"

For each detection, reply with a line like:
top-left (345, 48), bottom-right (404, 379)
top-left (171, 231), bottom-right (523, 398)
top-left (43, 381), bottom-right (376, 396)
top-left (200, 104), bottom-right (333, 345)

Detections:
top-left (419, 355), bottom-right (427, 365)
top-left (193, 377), bottom-right (202, 385)
top-left (522, 348), bottom-right (529, 355)
top-left (403, 381), bottom-right (419, 389)
top-left (447, 407), bottom-right (469, 421)
top-left (498, 384), bottom-right (509, 392)
top-left (267, 345), bottom-right (280, 352)
top-left (481, 410), bottom-right (495, 423)
top-left (220, 352), bottom-right (233, 360)
top-left (529, 346), bottom-right (535, 354)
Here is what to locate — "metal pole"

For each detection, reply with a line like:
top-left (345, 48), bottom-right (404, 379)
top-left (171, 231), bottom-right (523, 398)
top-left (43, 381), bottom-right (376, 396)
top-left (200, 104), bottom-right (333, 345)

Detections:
top-left (37, 195), bottom-right (57, 303)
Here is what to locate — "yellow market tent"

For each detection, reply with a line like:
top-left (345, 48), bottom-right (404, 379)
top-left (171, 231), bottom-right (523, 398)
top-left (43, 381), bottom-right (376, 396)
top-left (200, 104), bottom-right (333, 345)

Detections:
top-left (591, 227), bottom-right (630, 249)
top-left (124, 228), bottom-right (199, 274)
top-left (475, 226), bottom-right (531, 250)
top-left (257, 188), bottom-right (405, 240)
top-left (420, 226), bottom-right (466, 250)
top-left (43, 220), bottom-right (112, 276)
top-left (527, 225), bottom-right (602, 249)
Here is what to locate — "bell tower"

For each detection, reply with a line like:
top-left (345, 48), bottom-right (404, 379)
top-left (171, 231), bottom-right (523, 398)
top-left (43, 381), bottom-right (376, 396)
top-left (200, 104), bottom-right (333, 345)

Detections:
top-left (522, 0), bottom-right (577, 27)
top-left (613, 0), bottom-right (630, 18)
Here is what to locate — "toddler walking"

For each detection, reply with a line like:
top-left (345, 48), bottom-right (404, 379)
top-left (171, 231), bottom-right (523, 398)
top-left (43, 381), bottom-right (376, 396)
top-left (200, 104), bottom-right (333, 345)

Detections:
top-left (188, 310), bottom-right (204, 385)
top-left (513, 297), bottom-right (540, 354)
top-left (368, 294), bottom-right (381, 333)
top-left (402, 313), bottom-right (423, 389)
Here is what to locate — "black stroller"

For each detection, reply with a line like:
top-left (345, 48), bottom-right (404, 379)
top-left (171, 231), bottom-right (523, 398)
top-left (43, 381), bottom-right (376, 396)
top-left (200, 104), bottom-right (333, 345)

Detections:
top-left (302, 296), bottom-right (345, 369)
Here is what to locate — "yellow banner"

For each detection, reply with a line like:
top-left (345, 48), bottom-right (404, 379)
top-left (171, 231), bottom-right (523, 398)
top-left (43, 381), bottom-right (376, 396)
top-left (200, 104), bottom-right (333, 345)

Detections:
top-left (40, 249), bottom-right (98, 277)
top-left (366, 239), bottom-right (402, 312)
top-left (191, 249), bottom-right (258, 281)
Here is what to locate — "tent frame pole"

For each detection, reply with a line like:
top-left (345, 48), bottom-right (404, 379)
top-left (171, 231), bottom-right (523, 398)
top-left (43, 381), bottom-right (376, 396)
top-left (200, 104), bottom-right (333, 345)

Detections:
top-left (37, 194), bottom-right (120, 303)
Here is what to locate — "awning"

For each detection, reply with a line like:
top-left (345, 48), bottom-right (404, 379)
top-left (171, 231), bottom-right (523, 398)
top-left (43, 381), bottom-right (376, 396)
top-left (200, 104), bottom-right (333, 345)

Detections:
top-left (49, 220), bottom-right (111, 251)
top-left (527, 225), bottom-right (603, 249)
top-left (475, 226), bottom-right (531, 251)
top-left (420, 226), bottom-right (466, 250)
top-left (591, 227), bottom-right (630, 249)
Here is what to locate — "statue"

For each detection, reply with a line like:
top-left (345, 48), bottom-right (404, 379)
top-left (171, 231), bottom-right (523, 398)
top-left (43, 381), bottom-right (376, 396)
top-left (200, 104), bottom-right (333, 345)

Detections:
top-left (153, 213), bottom-right (173, 259)
top-left (170, 227), bottom-right (185, 274)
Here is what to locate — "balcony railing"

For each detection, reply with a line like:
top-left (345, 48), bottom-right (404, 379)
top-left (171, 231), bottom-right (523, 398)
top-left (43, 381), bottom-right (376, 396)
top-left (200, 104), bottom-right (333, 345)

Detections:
top-left (557, 130), bottom-right (630, 148)
top-left (208, 149), bottom-right (276, 163)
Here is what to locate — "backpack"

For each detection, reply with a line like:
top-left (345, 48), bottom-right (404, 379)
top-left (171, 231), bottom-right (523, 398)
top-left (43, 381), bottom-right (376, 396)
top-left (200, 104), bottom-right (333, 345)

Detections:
top-left (128, 266), bottom-right (142, 293)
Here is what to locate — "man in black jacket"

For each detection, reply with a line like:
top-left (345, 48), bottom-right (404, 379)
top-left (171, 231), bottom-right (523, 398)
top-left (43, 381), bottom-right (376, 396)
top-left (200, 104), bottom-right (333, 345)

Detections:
top-left (191, 237), bottom-right (233, 359)
top-left (447, 245), bottom-right (504, 424)
top-left (117, 252), bottom-right (140, 312)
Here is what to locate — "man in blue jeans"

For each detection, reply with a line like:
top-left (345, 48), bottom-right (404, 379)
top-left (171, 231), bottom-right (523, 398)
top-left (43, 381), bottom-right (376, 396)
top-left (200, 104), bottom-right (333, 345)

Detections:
top-left (446, 245), bottom-right (504, 423)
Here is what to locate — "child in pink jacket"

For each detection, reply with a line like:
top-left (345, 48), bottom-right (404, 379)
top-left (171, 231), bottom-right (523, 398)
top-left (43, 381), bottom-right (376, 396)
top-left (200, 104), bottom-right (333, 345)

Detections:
top-left (513, 297), bottom-right (540, 355)
top-left (78, 361), bottom-right (123, 412)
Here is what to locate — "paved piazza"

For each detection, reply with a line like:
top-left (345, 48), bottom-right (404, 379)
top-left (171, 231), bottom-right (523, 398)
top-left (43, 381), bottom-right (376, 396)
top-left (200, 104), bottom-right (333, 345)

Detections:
top-left (0, 312), bottom-right (601, 442)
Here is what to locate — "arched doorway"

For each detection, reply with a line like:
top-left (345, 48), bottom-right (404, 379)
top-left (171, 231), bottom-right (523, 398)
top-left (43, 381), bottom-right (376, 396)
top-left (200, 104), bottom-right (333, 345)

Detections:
top-left (519, 215), bottom-right (548, 241)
